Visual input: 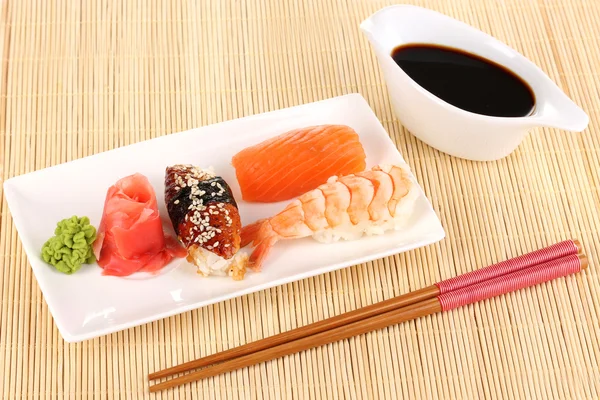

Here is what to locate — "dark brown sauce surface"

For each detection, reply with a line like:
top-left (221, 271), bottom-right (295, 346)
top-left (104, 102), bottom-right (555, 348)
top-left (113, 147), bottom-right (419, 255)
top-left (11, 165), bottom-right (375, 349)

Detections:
top-left (391, 44), bottom-right (535, 117)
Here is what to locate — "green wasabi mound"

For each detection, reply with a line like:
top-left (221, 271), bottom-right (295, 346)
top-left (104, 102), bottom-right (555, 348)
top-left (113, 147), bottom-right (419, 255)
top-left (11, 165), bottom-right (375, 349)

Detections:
top-left (41, 216), bottom-right (97, 274)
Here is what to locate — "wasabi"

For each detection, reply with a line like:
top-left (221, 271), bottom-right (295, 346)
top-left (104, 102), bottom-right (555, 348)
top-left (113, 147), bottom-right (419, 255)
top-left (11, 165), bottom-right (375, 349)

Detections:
top-left (41, 216), bottom-right (97, 274)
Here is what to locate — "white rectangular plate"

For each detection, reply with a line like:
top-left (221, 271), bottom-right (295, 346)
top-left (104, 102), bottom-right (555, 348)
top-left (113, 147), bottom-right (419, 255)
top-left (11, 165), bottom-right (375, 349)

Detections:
top-left (4, 93), bottom-right (445, 342)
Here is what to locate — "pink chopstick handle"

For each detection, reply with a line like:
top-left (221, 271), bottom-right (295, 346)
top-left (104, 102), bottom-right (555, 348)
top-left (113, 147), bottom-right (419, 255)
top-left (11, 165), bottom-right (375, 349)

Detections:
top-left (435, 240), bottom-right (579, 294)
top-left (438, 254), bottom-right (583, 311)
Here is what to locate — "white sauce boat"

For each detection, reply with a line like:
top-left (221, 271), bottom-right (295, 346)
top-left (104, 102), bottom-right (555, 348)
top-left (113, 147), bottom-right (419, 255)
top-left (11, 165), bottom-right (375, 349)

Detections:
top-left (360, 5), bottom-right (589, 161)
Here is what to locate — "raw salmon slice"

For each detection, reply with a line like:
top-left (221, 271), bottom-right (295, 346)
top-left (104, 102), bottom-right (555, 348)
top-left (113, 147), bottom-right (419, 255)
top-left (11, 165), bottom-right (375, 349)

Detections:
top-left (231, 124), bottom-right (366, 203)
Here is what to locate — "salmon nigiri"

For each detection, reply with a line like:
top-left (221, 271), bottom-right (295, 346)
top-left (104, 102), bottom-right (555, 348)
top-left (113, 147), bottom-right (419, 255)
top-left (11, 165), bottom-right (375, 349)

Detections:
top-left (241, 164), bottom-right (419, 270)
top-left (231, 124), bottom-right (366, 203)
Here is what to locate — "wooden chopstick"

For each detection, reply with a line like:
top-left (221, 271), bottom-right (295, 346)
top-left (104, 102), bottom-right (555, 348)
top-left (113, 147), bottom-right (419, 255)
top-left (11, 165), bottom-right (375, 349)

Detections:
top-left (148, 239), bottom-right (581, 381)
top-left (150, 253), bottom-right (588, 392)
top-left (148, 251), bottom-right (587, 392)
top-left (148, 298), bottom-right (442, 392)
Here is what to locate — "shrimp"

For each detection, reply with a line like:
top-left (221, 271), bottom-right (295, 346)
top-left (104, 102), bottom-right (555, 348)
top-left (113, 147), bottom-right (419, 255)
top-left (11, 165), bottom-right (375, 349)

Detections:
top-left (241, 164), bottom-right (415, 271)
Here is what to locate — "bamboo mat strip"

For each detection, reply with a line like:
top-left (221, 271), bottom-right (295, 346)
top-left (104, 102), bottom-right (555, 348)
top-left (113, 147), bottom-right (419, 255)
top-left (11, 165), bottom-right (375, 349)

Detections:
top-left (1, 0), bottom-right (599, 398)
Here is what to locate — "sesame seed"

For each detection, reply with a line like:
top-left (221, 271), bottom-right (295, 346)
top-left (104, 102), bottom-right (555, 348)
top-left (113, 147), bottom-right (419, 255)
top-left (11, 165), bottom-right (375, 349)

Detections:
top-left (174, 200), bottom-right (180, 204)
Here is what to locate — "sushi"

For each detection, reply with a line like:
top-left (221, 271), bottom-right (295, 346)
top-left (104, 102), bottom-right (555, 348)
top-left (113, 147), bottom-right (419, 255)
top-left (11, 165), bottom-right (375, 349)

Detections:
top-left (231, 124), bottom-right (367, 203)
top-left (241, 164), bottom-right (419, 270)
top-left (165, 164), bottom-right (248, 280)
top-left (93, 173), bottom-right (187, 277)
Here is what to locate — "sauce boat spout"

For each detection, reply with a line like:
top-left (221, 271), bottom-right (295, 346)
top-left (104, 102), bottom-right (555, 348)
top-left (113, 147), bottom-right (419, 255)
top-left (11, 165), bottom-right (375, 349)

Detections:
top-left (528, 82), bottom-right (589, 132)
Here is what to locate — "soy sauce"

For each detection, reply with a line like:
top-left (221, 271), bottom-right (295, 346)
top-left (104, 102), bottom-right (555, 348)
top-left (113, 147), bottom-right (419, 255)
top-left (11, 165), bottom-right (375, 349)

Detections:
top-left (391, 44), bottom-right (535, 117)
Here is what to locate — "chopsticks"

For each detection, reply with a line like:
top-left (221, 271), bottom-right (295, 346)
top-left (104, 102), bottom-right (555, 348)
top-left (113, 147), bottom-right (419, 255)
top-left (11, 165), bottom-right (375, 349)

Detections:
top-left (148, 239), bottom-right (586, 392)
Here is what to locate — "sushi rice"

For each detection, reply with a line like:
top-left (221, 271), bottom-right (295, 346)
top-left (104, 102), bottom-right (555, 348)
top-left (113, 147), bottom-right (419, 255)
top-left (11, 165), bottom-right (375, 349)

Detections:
top-left (189, 246), bottom-right (248, 280)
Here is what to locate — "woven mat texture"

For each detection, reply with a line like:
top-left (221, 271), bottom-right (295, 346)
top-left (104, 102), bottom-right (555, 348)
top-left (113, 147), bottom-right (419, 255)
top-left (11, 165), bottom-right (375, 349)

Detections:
top-left (1, 0), bottom-right (599, 398)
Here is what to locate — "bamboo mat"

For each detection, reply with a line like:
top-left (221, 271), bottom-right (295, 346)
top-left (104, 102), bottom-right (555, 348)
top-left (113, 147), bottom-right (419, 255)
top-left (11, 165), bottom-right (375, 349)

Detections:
top-left (1, 0), bottom-right (599, 398)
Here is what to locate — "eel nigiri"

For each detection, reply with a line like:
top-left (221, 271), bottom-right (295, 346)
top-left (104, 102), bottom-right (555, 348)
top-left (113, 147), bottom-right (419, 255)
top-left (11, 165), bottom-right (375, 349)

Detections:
top-left (231, 124), bottom-right (366, 203)
top-left (165, 164), bottom-right (247, 280)
top-left (241, 164), bottom-right (419, 271)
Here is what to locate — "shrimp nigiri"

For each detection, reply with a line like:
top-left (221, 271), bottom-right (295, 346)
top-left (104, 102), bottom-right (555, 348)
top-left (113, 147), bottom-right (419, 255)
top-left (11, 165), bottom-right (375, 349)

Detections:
top-left (241, 164), bottom-right (419, 270)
